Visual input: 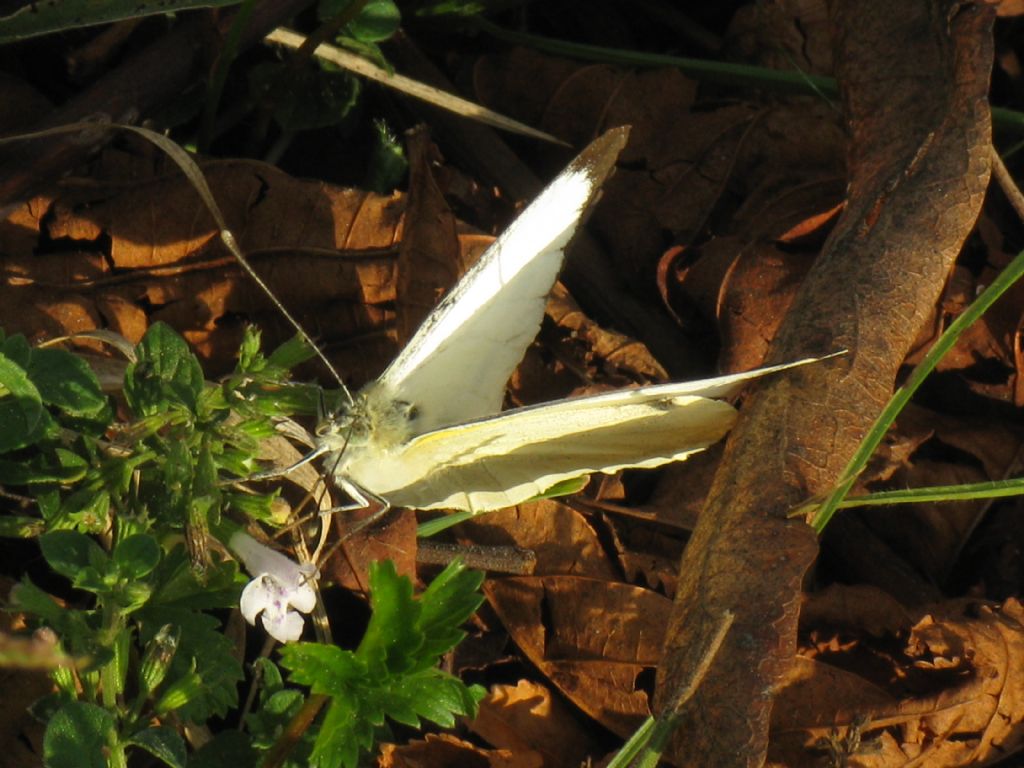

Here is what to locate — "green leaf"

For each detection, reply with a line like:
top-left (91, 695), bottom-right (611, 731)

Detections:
top-left (248, 62), bottom-right (361, 132)
top-left (0, 514), bottom-right (45, 538)
top-left (2, 333), bottom-right (31, 366)
top-left (10, 578), bottom-right (66, 625)
top-left (279, 643), bottom-right (367, 696)
top-left (375, 668), bottom-right (480, 728)
top-left (0, 447), bottom-right (88, 485)
top-left (58, 486), bottom-right (111, 532)
top-left (145, 545), bottom-right (240, 611)
top-left (42, 701), bottom-right (117, 768)
top-left (265, 333), bottom-right (317, 372)
top-left (236, 325), bottom-right (263, 372)
top-left (126, 726), bottom-right (187, 768)
top-left (157, 437), bottom-right (195, 526)
top-left (135, 608), bottom-right (243, 721)
top-left (124, 322), bottom-right (204, 416)
top-left (416, 560), bottom-right (484, 661)
top-left (0, 0), bottom-right (247, 44)
top-left (356, 560), bottom-right (422, 675)
top-left (246, 689), bottom-right (307, 750)
top-left (190, 730), bottom-right (259, 768)
top-left (114, 534), bottom-right (161, 579)
top-left (27, 348), bottom-right (109, 420)
top-left (0, 351), bottom-right (45, 452)
top-left (365, 119), bottom-right (407, 194)
top-left (40, 530), bottom-right (108, 580)
top-left (311, 694), bottom-right (366, 768)
top-left (347, 0), bottom-right (400, 42)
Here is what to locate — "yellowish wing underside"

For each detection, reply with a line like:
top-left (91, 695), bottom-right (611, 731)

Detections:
top-left (342, 392), bottom-right (737, 512)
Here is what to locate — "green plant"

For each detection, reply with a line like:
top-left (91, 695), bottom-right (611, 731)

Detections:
top-left (1, 324), bottom-right (484, 767)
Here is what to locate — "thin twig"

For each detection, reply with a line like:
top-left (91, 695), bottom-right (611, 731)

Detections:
top-left (991, 144), bottom-right (1024, 223)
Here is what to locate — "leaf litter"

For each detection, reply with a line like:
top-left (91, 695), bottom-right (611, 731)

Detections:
top-left (6, 2), bottom-right (1024, 767)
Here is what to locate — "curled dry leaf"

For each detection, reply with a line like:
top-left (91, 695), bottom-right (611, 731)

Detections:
top-left (773, 589), bottom-right (1024, 767)
top-left (378, 733), bottom-right (522, 768)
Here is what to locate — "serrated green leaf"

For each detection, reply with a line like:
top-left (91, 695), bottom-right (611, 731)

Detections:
top-left (40, 530), bottom-right (108, 580)
top-left (124, 322), bottom-right (204, 416)
top-left (0, 352), bottom-right (45, 452)
top-left (311, 694), bottom-right (364, 768)
top-left (126, 726), bottom-right (187, 768)
top-left (280, 561), bottom-right (486, 768)
top-left (416, 560), bottom-right (484, 660)
top-left (279, 643), bottom-right (366, 696)
top-left (375, 668), bottom-right (481, 729)
top-left (27, 347), bottom-right (109, 420)
top-left (42, 701), bottom-right (116, 768)
top-left (356, 560), bottom-right (423, 675)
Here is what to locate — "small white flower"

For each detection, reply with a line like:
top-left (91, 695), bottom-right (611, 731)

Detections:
top-left (230, 531), bottom-right (317, 644)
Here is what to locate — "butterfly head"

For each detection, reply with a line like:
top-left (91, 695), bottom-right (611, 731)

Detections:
top-left (314, 384), bottom-right (419, 456)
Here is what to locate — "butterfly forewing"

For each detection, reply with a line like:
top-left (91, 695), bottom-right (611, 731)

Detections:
top-left (364, 127), bottom-right (630, 436)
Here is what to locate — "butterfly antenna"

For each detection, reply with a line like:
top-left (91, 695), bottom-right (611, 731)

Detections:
top-left (220, 231), bottom-right (354, 405)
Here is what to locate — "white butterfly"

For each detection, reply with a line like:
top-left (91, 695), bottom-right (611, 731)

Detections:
top-left (315, 127), bottom-right (826, 514)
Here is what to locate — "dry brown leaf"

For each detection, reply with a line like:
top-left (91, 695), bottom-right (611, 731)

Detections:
top-left (484, 576), bottom-right (671, 737)
top-left (378, 733), bottom-right (524, 768)
top-left (851, 404), bottom-right (1024, 586)
top-left (469, 680), bottom-right (604, 768)
top-left (1, 159), bottom-right (405, 379)
top-left (771, 594), bottom-right (1024, 767)
top-left (394, 128), bottom-right (466, 346)
top-left (457, 500), bottom-right (617, 580)
top-left (325, 510), bottom-right (418, 593)
top-left (725, 0), bottom-right (833, 75)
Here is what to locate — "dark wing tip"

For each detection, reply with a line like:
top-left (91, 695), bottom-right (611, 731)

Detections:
top-left (568, 126), bottom-right (631, 189)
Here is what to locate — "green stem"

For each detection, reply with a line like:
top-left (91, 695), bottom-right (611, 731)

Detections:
top-left (475, 19), bottom-right (1024, 135)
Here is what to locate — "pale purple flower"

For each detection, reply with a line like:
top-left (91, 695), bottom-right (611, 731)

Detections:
top-left (230, 531), bottom-right (317, 644)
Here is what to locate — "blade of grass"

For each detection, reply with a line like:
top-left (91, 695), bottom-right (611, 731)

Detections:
top-left (810, 146), bottom-right (1024, 531)
top-left (605, 611), bottom-right (734, 768)
top-left (837, 477), bottom-right (1024, 508)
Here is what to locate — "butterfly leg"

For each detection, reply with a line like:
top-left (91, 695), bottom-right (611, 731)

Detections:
top-left (243, 444), bottom-right (329, 482)
top-left (327, 477), bottom-right (396, 541)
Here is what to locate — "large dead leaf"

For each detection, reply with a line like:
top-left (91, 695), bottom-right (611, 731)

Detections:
top-left (657, 2), bottom-right (994, 765)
